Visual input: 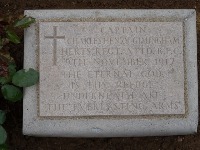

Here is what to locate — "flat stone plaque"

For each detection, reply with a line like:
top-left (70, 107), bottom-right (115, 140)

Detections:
top-left (39, 22), bottom-right (184, 117)
top-left (23, 10), bottom-right (198, 137)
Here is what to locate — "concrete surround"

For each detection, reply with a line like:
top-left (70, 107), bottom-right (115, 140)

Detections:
top-left (23, 9), bottom-right (198, 137)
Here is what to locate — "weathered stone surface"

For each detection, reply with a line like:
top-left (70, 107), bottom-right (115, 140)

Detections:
top-left (23, 9), bottom-right (198, 137)
top-left (39, 22), bottom-right (184, 117)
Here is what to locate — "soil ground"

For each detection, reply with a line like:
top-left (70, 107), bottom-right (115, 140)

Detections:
top-left (0, 0), bottom-right (200, 150)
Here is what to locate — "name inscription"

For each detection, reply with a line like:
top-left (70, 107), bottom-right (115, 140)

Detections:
top-left (39, 22), bottom-right (185, 117)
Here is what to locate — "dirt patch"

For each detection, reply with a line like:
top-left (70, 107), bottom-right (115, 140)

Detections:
top-left (0, 0), bottom-right (200, 150)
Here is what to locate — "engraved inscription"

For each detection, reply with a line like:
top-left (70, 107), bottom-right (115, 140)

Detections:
top-left (39, 22), bottom-right (185, 117)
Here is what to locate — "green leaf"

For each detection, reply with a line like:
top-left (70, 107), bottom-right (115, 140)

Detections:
top-left (5, 29), bottom-right (20, 44)
top-left (14, 16), bottom-right (35, 28)
top-left (8, 63), bottom-right (16, 79)
top-left (12, 68), bottom-right (39, 87)
top-left (0, 143), bottom-right (8, 150)
top-left (0, 111), bottom-right (6, 125)
top-left (0, 77), bottom-right (9, 85)
top-left (0, 125), bottom-right (7, 145)
top-left (1, 84), bottom-right (22, 102)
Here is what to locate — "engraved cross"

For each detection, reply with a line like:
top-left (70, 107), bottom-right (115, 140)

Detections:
top-left (44, 26), bottom-right (65, 66)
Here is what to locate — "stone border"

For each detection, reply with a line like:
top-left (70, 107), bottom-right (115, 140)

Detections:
top-left (23, 9), bottom-right (197, 137)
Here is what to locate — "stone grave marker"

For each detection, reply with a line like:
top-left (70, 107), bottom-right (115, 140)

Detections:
top-left (23, 9), bottom-right (198, 137)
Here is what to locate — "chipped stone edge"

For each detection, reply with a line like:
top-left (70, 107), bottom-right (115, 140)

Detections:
top-left (23, 9), bottom-right (198, 137)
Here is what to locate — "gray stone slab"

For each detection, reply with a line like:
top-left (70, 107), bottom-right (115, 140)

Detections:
top-left (23, 9), bottom-right (198, 137)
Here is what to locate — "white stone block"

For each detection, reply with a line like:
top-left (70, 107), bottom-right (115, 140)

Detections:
top-left (23, 9), bottom-right (198, 137)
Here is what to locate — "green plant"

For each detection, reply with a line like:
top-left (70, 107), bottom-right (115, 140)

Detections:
top-left (0, 110), bottom-right (7, 148)
top-left (0, 16), bottom-right (38, 149)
